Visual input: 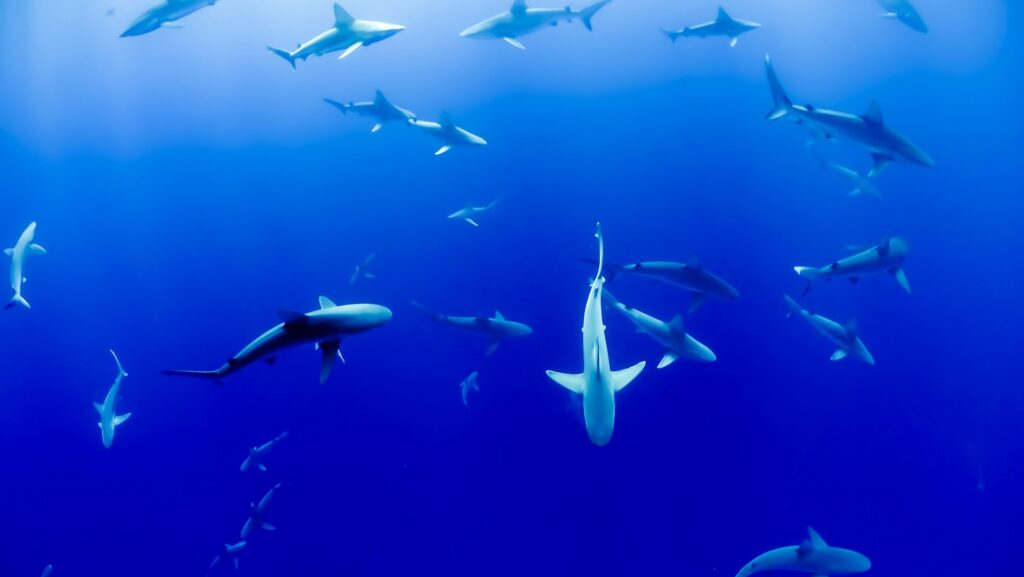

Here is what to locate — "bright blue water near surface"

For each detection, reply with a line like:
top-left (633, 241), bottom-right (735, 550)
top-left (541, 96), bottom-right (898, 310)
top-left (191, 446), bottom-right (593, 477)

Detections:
top-left (1, 0), bottom-right (1022, 575)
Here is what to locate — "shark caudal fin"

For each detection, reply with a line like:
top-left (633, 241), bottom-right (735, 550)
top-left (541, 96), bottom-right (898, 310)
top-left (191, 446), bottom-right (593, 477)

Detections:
top-left (6, 293), bottom-right (29, 310)
top-left (578, 0), bottom-right (611, 31)
top-left (764, 54), bottom-right (793, 120)
top-left (267, 47), bottom-right (297, 69)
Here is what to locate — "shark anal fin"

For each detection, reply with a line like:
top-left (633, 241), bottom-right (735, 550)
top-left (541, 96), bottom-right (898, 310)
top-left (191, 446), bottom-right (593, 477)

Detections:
top-left (546, 370), bottom-right (584, 394)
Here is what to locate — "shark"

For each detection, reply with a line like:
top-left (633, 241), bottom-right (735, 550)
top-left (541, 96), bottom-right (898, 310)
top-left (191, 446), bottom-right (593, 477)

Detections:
top-left (827, 162), bottom-right (882, 198)
top-left (240, 431), bottom-right (289, 473)
top-left (411, 302), bottom-right (532, 356)
top-left (459, 371), bottom-right (480, 407)
top-left (4, 221), bottom-right (46, 310)
top-left (121, 0), bottom-right (217, 37)
top-left (267, 3), bottom-right (404, 68)
top-left (794, 237), bottom-right (910, 295)
top-left (736, 527), bottom-right (872, 577)
top-left (94, 350), bottom-right (132, 449)
top-left (410, 112), bottom-right (488, 156)
top-left (207, 541), bottom-right (246, 575)
top-left (41, 565), bottom-right (53, 577)
top-left (877, 0), bottom-right (928, 33)
top-left (161, 297), bottom-right (392, 384)
top-left (324, 90), bottom-right (416, 133)
top-left (662, 7), bottom-right (761, 47)
top-left (350, 249), bottom-right (382, 286)
top-left (546, 224), bottom-right (646, 446)
top-left (603, 289), bottom-right (716, 369)
top-left (766, 54), bottom-right (935, 176)
top-left (784, 295), bottom-right (874, 365)
top-left (590, 257), bottom-right (740, 312)
top-left (240, 483), bottom-right (282, 540)
top-left (460, 0), bottom-right (612, 50)
top-left (448, 199), bottom-right (500, 227)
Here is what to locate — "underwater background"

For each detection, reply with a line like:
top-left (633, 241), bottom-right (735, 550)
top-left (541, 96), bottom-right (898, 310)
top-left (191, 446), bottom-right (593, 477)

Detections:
top-left (1, 0), bottom-right (1022, 575)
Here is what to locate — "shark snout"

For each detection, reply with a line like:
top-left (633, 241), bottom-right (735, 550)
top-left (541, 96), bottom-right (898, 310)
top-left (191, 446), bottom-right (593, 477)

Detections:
top-left (459, 22), bottom-right (488, 38)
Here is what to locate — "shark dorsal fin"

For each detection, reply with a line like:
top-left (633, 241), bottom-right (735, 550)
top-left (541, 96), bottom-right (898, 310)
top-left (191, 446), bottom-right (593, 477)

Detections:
top-left (333, 3), bottom-right (355, 26)
top-left (319, 296), bottom-right (337, 309)
top-left (717, 6), bottom-right (732, 21)
top-left (668, 314), bottom-right (686, 334)
top-left (373, 90), bottom-right (389, 106)
top-left (687, 257), bottom-right (703, 271)
top-left (844, 319), bottom-right (858, 334)
top-left (863, 100), bottom-right (884, 125)
top-left (511, 0), bottom-right (528, 13)
top-left (494, 310), bottom-right (505, 320)
top-left (439, 111), bottom-right (455, 130)
top-left (807, 527), bottom-right (827, 548)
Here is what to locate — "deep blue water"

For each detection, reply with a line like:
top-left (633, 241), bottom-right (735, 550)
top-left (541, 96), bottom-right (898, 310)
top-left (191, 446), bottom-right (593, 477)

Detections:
top-left (2, 0), bottom-right (1023, 575)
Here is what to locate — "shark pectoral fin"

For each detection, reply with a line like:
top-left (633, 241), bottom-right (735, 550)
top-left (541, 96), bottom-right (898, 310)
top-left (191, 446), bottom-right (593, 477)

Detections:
top-left (465, 218), bottom-right (479, 227)
top-left (830, 349), bottom-right (848, 361)
top-left (161, 22), bottom-right (183, 29)
top-left (93, 402), bottom-right (104, 414)
top-left (318, 340), bottom-right (341, 384)
top-left (485, 339), bottom-right (501, 356)
top-left (892, 267), bottom-right (911, 294)
top-left (869, 153), bottom-right (893, 177)
top-left (546, 370), bottom-right (585, 394)
top-left (611, 361), bottom-right (646, 392)
top-left (3, 248), bottom-right (12, 256)
top-left (337, 41), bottom-right (363, 60)
top-left (435, 145), bottom-right (452, 156)
top-left (502, 37), bottom-right (526, 49)
top-left (114, 412), bottom-right (132, 426)
top-left (29, 244), bottom-right (46, 255)
top-left (688, 292), bottom-right (707, 313)
top-left (657, 351), bottom-right (679, 369)
top-left (371, 122), bottom-right (383, 133)
top-left (729, 36), bottom-right (738, 47)
top-left (257, 463), bottom-right (267, 472)
top-left (261, 522), bottom-right (276, 531)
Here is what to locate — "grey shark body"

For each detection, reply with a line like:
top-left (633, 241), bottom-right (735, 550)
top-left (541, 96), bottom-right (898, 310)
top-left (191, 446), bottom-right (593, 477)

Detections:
top-left (603, 289), bottom-right (715, 369)
top-left (268, 3), bottom-right (404, 68)
top-left (460, 0), bottom-right (612, 50)
top-left (207, 541), bottom-right (246, 574)
top-left (784, 295), bottom-right (874, 365)
top-left (736, 527), bottom-right (871, 577)
top-left (828, 162), bottom-right (881, 198)
top-left (94, 350), bottom-right (132, 449)
top-left (766, 55), bottom-right (934, 176)
top-left (662, 7), bottom-right (761, 47)
top-left (325, 90), bottom-right (415, 133)
top-left (460, 371), bottom-right (480, 407)
top-left (241, 431), bottom-right (289, 473)
top-left (448, 199), bottom-right (500, 227)
top-left (410, 112), bottom-right (487, 156)
top-left (412, 302), bottom-right (531, 355)
top-left (795, 237), bottom-right (910, 294)
top-left (877, 0), bottom-right (927, 33)
top-left (121, 0), bottom-right (217, 37)
top-left (597, 258), bottom-right (739, 312)
top-left (4, 221), bottom-right (46, 310)
top-left (547, 224), bottom-right (646, 446)
top-left (162, 297), bottom-right (391, 384)
top-left (240, 483), bottom-right (282, 540)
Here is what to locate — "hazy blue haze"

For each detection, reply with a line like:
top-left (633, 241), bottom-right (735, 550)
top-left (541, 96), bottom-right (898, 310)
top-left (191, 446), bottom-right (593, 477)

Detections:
top-left (1, 0), bottom-right (1022, 576)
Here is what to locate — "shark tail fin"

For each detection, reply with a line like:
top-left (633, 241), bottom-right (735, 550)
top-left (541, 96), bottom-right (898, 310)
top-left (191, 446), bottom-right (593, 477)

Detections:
top-left (794, 266), bottom-right (822, 281)
top-left (660, 28), bottom-right (683, 42)
top-left (578, 0), bottom-right (611, 31)
top-left (267, 46), bottom-right (297, 69)
top-left (6, 293), bottom-right (29, 310)
top-left (764, 54), bottom-right (792, 120)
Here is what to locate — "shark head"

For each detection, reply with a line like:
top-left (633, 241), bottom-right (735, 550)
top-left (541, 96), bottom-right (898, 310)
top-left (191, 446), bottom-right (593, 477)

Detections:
top-left (459, 16), bottom-right (500, 39)
top-left (361, 21), bottom-right (406, 45)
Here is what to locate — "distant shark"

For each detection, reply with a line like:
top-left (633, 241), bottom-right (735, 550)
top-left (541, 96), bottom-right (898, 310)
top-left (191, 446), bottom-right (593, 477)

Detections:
top-left (784, 295), bottom-right (875, 365)
top-left (794, 237), bottom-right (910, 295)
top-left (448, 199), bottom-right (500, 227)
top-left (121, 0), bottom-right (217, 37)
top-left (603, 289), bottom-right (716, 368)
top-left (460, 0), bottom-right (612, 50)
top-left (324, 90), bottom-right (416, 133)
top-left (876, 0), bottom-right (928, 33)
top-left (766, 55), bottom-right (935, 176)
top-left (162, 297), bottom-right (391, 384)
top-left (94, 350), bottom-right (132, 449)
top-left (459, 371), bottom-right (480, 407)
top-left (240, 483), bottom-right (282, 540)
top-left (546, 224), bottom-right (646, 446)
top-left (207, 541), bottom-right (246, 575)
top-left (41, 565), bottom-right (53, 577)
top-left (412, 302), bottom-right (532, 356)
top-left (827, 162), bottom-right (882, 198)
top-left (591, 257), bottom-right (740, 312)
top-left (268, 3), bottom-right (404, 68)
top-left (241, 431), bottom-right (289, 473)
top-left (350, 249), bottom-right (382, 286)
top-left (410, 112), bottom-right (488, 156)
top-left (662, 6), bottom-right (761, 47)
top-left (4, 221), bottom-right (46, 310)
top-left (736, 527), bottom-right (871, 577)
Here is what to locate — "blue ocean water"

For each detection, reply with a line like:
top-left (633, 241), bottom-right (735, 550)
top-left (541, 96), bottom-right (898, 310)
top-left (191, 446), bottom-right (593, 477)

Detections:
top-left (1, 0), bottom-right (1022, 575)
